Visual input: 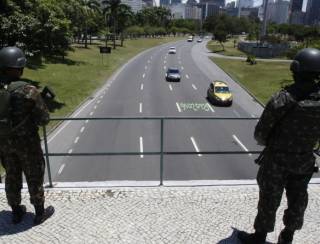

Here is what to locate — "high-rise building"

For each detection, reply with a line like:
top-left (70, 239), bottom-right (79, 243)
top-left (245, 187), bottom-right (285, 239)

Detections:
top-left (265, 0), bottom-right (290, 24)
top-left (290, 0), bottom-right (303, 12)
top-left (239, 0), bottom-right (254, 8)
top-left (170, 3), bottom-right (186, 18)
top-left (199, 0), bottom-right (225, 8)
top-left (306, 0), bottom-right (320, 25)
top-left (171, 0), bottom-right (182, 5)
top-left (121, 0), bottom-right (143, 13)
top-left (185, 5), bottom-right (202, 19)
top-left (160, 0), bottom-right (170, 6)
top-left (142, 0), bottom-right (154, 7)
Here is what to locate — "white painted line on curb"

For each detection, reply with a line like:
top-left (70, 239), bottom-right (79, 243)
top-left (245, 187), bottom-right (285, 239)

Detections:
top-left (74, 137), bottom-right (79, 144)
top-left (190, 137), bottom-right (202, 157)
top-left (141, 83), bottom-right (144, 90)
top-left (139, 137), bottom-right (144, 158)
top-left (169, 84), bottom-right (173, 91)
top-left (232, 135), bottom-right (252, 156)
top-left (192, 84), bottom-right (197, 90)
top-left (186, 74), bottom-right (189, 79)
top-left (207, 103), bottom-right (215, 112)
top-left (58, 164), bottom-right (65, 175)
top-left (176, 102), bottom-right (181, 112)
top-left (142, 73), bottom-right (145, 78)
top-left (80, 127), bottom-right (85, 133)
top-left (139, 103), bottom-right (142, 113)
top-left (90, 111), bottom-right (94, 116)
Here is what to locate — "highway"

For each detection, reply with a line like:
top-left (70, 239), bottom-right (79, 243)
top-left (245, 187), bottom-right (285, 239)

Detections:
top-left (46, 39), bottom-right (266, 185)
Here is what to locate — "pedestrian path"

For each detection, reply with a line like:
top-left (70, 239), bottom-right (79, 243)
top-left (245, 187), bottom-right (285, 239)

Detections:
top-left (0, 184), bottom-right (319, 243)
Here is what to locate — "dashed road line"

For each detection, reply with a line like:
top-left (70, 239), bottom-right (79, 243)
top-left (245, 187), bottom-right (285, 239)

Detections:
top-left (192, 84), bottom-right (197, 90)
top-left (94, 105), bottom-right (97, 110)
top-left (58, 164), bottom-right (65, 175)
top-left (142, 73), bottom-right (145, 78)
top-left (139, 103), bottom-right (143, 113)
top-left (97, 100), bottom-right (101, 104)
top-left (181, 66), bottom-right (184, 70)
top-left (186, 74), bottom-right (189, 79)
top-left (207, 103), bottom-right (215, 113)
top-left (176, 102), bottom-right (181, 112)
top-left (74, 136), bottom-right (80, 144)
top-left (232, 135), bottom-right (252, 156)
top-left (139, 137), bottom-right (144, 158)
top-left (164, 60), bottom-right (166, 64)
top-left (190, 137), bottom-right (202, 157)
top-left (140, 83), bottom-right (144, 90)
top-left (68, 149), bottom-right (73, 154)
top-left (85, 120), bottom-right (89, 123)
top-left (164, 66), bottom-right (166, 70)
top-left (80, 126), bottom-right (85, 133)
top-left (90, 111), bottom-right (94, 116)
top-left (145, 66), bottom-right (147, 70)
top-left (169, 84), bottom-right (173, 91)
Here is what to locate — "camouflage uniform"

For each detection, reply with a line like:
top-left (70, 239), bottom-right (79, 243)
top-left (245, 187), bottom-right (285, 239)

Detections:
top-left (0, 77), bottom-right (49, 207)
top-left (253, 82), bottom-right (320, 233)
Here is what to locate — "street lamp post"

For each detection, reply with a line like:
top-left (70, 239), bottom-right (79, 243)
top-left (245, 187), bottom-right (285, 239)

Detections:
top-left (260, 0), bottom-right (269, 39)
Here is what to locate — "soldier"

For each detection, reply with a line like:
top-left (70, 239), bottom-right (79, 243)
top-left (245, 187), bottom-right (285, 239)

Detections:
top-left (238, 48), bottom-right (320, 244)
top-left (0, 46), bottom-right (54, 225)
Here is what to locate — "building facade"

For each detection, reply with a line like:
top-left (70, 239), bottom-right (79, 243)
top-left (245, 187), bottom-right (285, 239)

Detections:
top-left (170, 3), bottom-right (186, 18)
top-left (160, 0), bottom-right (170, 7)
top-left (121, 0), bottom-right (143, 12)
top-left (185, 5), bottom-right (202, 19)
top-left (306, 0), bottom-right (320, 25)
top-left (290, 0), bottom-right (303, 12)
top-left (239, 0), bottom-right (254, 8)
top-left (199, 0), bottom-right (225, 8)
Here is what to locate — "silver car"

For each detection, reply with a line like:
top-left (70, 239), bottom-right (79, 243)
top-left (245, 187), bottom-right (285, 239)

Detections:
top-left (165, 68), bottom-right (181, 82)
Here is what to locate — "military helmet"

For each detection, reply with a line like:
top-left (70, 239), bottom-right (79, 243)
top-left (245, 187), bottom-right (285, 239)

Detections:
top-left (290, 48), bottom-right (320, 74)
top-left (0, 46), bottom-right (26, 69)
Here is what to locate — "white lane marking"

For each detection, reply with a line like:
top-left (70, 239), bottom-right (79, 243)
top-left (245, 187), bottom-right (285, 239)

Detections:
top-left (233, 110), bottom-right (241, 118)
top-left (169, 84), bottom-right (173, 91)
top-left (190, 137), bottom-right (202, 157)
top-left (232, 135), bottom-right (252, 156)
top-left (100, 95), bottom-right (103, 99)
top-left (150, 56), bottom-right (153, 59)
top-left (164, 60), bottom-right (166, 64)
top-left (145, 66), bottom-right (147, 70)
top-left (139, 137), bottom-right (144, 158)
top-left (68, 149), bottom-right (73, 154)
top-left (142, 73), bottom-right (145, 78)
top-left (176, 102), bottom-right (181, 112)
top-left (58, 164), bottom-right (65, 175)
top-left (207, 103), bottom-right (215, 112)
top-left (97, 100), bottom-right (101, 104)
top-left (192, 84), bottom-right (197, 90)
top-left (80, 127), bottom-right (85, 133)
top-left (179, 61), bottom-right (182, 64)
top-left (139, 103), bottom-right (142, 113)
top-left (186, 74), bottom-right (189, 79)
top-left (85, 120), bottom-right (89, 123)
top-left (164, 66), bottom-right (166, 70)
top-left (74, 136), bottom-right (80, 144)
top-left (140, 83), bottom-right (144, 90)
top-left (89, 111), bottom-right (94, 116)
top-left (94, 105), bottom-right (97, 110)
top-left (181, 66), bottom-right (184, 70)
top-left (148, 60), bottom-right (150, 63)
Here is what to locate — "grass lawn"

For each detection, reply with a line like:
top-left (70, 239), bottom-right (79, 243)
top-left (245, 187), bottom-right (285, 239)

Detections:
top-left (207, 39), bottom-right (247, 57)
top-left (211, 57), bottom-right (293, 104)
top-left (24, 37), bottom-right (182, 119)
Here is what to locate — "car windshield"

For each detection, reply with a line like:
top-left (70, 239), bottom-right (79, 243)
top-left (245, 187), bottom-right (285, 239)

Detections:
top-left (170, 47), bottom-right (175, 49)
top-left (169, 69), bottom-right (179, 74)
top-left (215, 86), bottom-right (230, 93)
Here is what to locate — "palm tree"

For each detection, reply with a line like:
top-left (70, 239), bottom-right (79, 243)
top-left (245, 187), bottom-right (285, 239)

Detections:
top-left (117, 4), bottom-right (134, 46)
top-left (102, 0), bottom-right (129, 49)
top-left (79, 0), bottom-right (101, 48)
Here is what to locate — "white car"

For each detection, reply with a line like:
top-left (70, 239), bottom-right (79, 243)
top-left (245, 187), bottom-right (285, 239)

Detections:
top-left (197, 39), bottom-right (202, 43)
top-left (168, 47), bottom-right (176, 54)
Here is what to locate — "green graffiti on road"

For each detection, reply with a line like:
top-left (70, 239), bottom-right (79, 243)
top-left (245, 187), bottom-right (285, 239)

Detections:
top-left (179, 103), bottom-right (212, 112)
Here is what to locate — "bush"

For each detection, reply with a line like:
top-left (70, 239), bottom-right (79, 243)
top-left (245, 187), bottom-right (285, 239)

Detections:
top-left (246, 55), bottom-right (257, 65)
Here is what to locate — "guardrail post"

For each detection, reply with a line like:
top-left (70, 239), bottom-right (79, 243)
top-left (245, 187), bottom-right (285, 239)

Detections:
top-left (42, 125), bottom-right (53, 188)
top-left (160, 118), bottom-right (164, 186)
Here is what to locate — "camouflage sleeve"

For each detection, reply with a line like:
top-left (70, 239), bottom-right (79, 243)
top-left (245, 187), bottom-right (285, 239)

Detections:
top-left (23, 85), bottom-right (50, 126)
top-left (254, 90), bottom-right (294, 146)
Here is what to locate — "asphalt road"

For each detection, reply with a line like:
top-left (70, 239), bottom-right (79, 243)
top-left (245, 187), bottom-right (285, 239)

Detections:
top-left (45, 39), bottom-right (272, 185)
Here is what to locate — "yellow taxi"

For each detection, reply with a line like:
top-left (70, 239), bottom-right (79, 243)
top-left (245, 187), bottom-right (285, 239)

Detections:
top-left (207, 81), bottom-right (233, 106)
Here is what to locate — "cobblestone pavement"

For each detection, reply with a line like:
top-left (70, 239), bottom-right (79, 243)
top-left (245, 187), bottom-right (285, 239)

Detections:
top-left (0, 184), bottom-right (319, 244)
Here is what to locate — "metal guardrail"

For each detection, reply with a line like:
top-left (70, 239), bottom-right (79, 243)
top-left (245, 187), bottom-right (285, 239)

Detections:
top-left (42, 116), bottom-right (262, 187)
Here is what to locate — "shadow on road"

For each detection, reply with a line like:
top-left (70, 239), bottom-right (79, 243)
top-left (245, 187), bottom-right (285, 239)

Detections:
top-left (217, 227), bottom-right (274, 244)
top-left (0, 210), bottom-right (34, 236)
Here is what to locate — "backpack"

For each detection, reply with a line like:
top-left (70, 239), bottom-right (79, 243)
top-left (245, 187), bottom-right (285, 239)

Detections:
top-left (0, 81), bottom-right (28, 137)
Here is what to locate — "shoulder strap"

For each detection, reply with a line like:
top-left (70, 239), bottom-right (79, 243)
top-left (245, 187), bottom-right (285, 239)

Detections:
top-left (7, 81), bottom-right (28, 93)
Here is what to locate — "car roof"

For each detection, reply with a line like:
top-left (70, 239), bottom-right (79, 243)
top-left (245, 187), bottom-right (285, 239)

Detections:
top-left (169, 47), bottom-right (176, 49)
top-left (212, 81), bottom-right (228, 87)
top-left (168, 67), bottom-right (179, 71)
